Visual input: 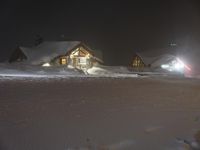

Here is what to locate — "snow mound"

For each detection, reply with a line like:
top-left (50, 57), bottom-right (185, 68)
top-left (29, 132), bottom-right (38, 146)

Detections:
top-left (87, 65), bottom-right (138, 77)
top-left (0, 64), bottom-right (139, 79)
top-left (0, 63), bottom-right (84, 79)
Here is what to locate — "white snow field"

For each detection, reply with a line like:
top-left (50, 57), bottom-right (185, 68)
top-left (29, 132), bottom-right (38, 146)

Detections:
top-left (0, 63), bottom-right (86, 79)
top-left (0, 75), bottom-right (200, 150)
top-left (0, 63), bottom-right (188, 79)
top-left (0, 64), bottom-right (141, 79)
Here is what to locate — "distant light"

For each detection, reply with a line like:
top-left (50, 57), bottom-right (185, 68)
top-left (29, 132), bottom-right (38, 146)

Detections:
top-left (170, 43), bottom-right (177, 47)
top-left (174, 58), bottom-right (184, 71)
top-left (161, 57), bottom-right (185, 73)
top-left (161, 64), bottom-right (170, 69)
top-left (42, 63), bottom-right (51, 67)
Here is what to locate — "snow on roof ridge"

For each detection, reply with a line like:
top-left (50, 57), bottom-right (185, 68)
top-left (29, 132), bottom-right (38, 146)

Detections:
top-left (17, 41), bottom-right (103, 65)
top-left (18, 41), bottom-right (82, 65)
top-left (134, 51), bottom-right (178, 66)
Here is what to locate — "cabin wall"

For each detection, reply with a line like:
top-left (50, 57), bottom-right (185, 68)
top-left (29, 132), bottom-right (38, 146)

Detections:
top-left (132, 56), bottom-right (145, 69)
top-left (39, 44), bottom-right (102, 70)
top-left (69, 57), bottom-right (93, 70)
top-left (52, 56), bottom-right (69, 66)
top-left (67, 46), bottom-right (94, 69)
top-left (51, 53), bottom-right (95, 70)
top-left (9, 48), bottom-right (27, 63)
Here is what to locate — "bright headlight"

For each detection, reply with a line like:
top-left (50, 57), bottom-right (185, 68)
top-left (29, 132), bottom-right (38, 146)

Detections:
top-left (174, 62), bottom-right (184, 70)
top-left (161, 57), bottom-right (185, 73)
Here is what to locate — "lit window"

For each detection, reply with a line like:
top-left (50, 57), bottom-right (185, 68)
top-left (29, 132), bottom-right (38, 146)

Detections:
top-left (79, 58), bottom-right (87, 64)
top-left (133, 57), bottom-right (144, 67)
top-left (60, 58), bottom-right (67, 65)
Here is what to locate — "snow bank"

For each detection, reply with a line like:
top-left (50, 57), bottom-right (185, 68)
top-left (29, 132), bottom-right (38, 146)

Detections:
top-left (87, 65), bottom-right (138, 77)
top-left (0, 63), bottom-right (190, 79)
top-left (86, 65), bottom-right (186, 78)
top-left (0, 64), bottom-right (139, 79)
top-left (0, 63), bottom-right (85, 79)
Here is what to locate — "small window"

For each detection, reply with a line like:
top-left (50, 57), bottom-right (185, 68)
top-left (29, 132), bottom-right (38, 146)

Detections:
top-left (60, 58), bottom-right (67, 65)
top-left (133, 56), bottom-right (144, 67)
top-left (79, 58), bottom-right (87, 64)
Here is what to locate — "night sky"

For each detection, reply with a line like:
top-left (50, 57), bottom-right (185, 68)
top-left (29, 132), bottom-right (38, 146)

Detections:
top-left (1, 0), bottom-right (200, 66)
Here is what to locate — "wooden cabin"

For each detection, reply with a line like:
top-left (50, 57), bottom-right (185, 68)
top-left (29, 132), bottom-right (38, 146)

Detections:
top-left (9, 41), bottom-right (103, 70)
top-left (132, 47), bottom-right (181, 72)
top-left (132, 54), bottom-right (145, 68)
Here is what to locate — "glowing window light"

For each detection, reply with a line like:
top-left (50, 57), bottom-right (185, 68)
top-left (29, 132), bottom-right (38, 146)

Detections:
top-left (79, 57), bottom-right (87, 64)
top-left (60, 58), bottom-right (67, 65)
top-left (161, 64), bottom-right (170, 69)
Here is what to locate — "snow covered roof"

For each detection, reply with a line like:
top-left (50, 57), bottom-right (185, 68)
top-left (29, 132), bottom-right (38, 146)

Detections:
top-left (135, 47), bottom-right (178, 67)
top-left (19, 41), bottom-right (103, 65)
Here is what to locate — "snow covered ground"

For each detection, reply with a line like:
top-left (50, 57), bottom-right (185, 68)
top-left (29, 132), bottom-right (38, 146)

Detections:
top-left (0, 75), bottom-right (200, 150)
top-left (0, 63), bottom-right (86, 79)
top-left (0, 63), bottom-right (187, 79)
top-left (0, 64), bottom-right (138, 78)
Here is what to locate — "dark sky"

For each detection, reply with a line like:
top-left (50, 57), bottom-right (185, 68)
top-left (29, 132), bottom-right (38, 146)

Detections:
top-left (1, 0), bottom-right (200, 65)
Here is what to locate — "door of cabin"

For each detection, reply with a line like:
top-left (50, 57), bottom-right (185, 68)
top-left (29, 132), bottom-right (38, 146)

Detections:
top-left (72, 58), bottom-right (77, 67)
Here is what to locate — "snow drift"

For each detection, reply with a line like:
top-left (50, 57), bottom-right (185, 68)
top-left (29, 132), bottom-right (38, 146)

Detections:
top-left (0, 63), bottom-right (85, 78)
